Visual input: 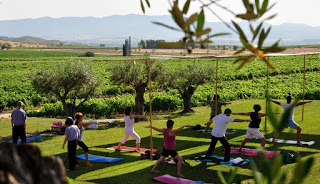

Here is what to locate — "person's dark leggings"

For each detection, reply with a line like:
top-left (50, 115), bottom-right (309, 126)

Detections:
top-left (68, 140), bottom-right (78, 170)
top-left (205, 135), bottom-right (230, 161)
top-left (78, 141), bottom-right (89, 153)
top-left (12, 125), bottom-right (26, 144)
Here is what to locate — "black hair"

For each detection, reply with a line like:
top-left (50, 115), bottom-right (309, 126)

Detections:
top-left (167, 119), bottom-right (174, 128)
top-left (253, 104), bottom-right (261, 112)
top-left (65, 117), bottom-right (74, 125)
top-left (287, 96), bottom-right (292, 103)
top-left (224, 108), bottom-right (232, 114)
top-left (124, 106), bottom-right (133, 116)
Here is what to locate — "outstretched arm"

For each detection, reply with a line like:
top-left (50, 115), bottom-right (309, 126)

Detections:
top-left (271, 100), bottom-right (281, 106)
top-left (145, 125), bottom-right (163, 132)
top-left (297, 101), bottom-right (313, 106)
top-left (110, 114), bottom-right (124, 118)
top-left (204, 119), bottom-right (214, 131)
top-left (78, 122), bottom-right (98, 128)
top-left (232, 112), bottom-right (251, 116)
top-left (233, 119), bottom-right (251, 122)
top-left (132, 114), bottom-right (145, 119)
top-left (221, 102), bottom-right (232, 106)
top-left (172, 125), bottom-right (190, 134)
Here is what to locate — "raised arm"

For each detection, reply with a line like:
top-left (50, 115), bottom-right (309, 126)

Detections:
top-left (297, 101), bottom-right (313, 106)
top-left (145, 125), bottom-right (164, 132)
top-left (172, 125), bottom-right (190, 134)
top-left (110, 114), bottom-right (124, 118)
top-left (271, 100), bottom-right (281, 106)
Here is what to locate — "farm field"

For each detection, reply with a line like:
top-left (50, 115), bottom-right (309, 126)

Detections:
top-left (0, 50), bottom-right (319, 118)
top-left (0, 100), bottom-right (319, 183)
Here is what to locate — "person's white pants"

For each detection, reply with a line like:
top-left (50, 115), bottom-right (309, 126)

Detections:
top-left (120, 130), bottom-right (141, 144)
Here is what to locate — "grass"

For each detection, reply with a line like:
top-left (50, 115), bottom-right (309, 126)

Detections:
top-left (1, 100), bottom-right (319, 183)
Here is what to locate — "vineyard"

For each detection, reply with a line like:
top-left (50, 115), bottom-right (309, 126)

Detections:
top-left (0, 50), bottom-right (319, 117)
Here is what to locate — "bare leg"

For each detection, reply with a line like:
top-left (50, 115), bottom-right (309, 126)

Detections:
top-left (64, 153), bottom-right (69, 162)
top-left (272, 131), bottom-right (278, 142)
top-left (260, 137), bottom-right (266, 148)
top-left (116, 142), bottom-right (123, 149)
top-left (173, 154), bottom-right (184, 178)
top-left (136, 143), bottom-right (140, 152)
top-left (85, 152), bottom-right (93, 166)
top-left (151, 156), bottom-right (165, 173)
top-left (295, 126), bottom-right (301, 144)
top-left (239, 138), bottom-right (249, 152)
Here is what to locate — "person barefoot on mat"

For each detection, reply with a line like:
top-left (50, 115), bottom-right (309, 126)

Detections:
top-left (111, 106), bottom-right (144, 152)
top-left (205, 108), bottom-right (250, 162)
top-left (271, 96), bottom-right (312, 144)
top-left (145, 120), bottom-right (189, 178)
top-left (64, 112), bottom-right (98, 166)
top-left (233, 104), bottom-right (267, 152)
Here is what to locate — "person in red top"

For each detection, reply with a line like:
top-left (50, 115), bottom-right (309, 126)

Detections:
top-left (145, 120), bottom-right (189, 178)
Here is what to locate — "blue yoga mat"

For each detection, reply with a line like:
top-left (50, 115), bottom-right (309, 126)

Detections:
top-left (76, 154), bottom-right (123, 163)
top-left (9, 135), bottom-right (47, 143)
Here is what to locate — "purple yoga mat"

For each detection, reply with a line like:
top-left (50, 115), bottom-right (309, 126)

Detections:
top-left (153, 174), bottom-right (209, 184)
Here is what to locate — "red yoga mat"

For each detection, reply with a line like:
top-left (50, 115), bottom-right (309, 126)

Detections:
top-left (106, 146), bottom-right (157, 153)
top-left (230, 147), bottom-right (280, 158)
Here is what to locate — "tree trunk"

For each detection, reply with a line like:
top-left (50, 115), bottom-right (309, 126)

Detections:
top-left (181, 87), bottom-right (195, 113)
top-left (134, 82), bottom-right (147, 116)
top-left (62, 101), bottom-right (76, 117)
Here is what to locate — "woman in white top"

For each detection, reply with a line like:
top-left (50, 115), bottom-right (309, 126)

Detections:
top-left (111, 106), bottom-right (144, 152)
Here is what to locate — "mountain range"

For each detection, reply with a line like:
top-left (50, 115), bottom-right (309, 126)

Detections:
top-left (1, 14), bottom-right (320, 46)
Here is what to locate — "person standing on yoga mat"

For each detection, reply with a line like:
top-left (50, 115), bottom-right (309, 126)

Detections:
top-left (271, 96), bottom-right (313, 144)
top-left (205, 108), bottom-right (250, 161)
top-left (233, 104), bottom-right (267, 152)
top-left (11, 101), bottom-right (27, 144)
top-left (111, 106), bottom-right (144, 152)
top-left (62, 117), bottom-right (80, 171)
top-left (145, 120), bottom-right (189, 178)
top-left (63, 112), bottom-right (98, 166)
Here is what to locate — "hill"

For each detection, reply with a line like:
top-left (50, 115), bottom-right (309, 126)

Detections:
top-left (0, 15), bottom-right (320, 46)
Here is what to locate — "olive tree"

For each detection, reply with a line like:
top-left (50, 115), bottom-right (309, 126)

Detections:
top-left (165, 64), bottom-right (212, 113)
top-left (109, 61), bottom-right (166, 115)
top-left (31, 61), bottom-right (100, 117)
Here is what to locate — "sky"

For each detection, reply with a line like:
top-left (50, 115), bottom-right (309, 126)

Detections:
top-left (0, 0), bottom-right (319, 27)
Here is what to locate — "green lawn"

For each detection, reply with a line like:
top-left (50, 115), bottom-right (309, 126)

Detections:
top-left (1, 100), bottom-right (319, 183)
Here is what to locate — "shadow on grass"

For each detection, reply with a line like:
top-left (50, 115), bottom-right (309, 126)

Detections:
top-left (0, 132), bottom-right (57, 144)
top-left (81, 159), bottom-right (253, 184)
top-left (162, 111), bottom-right (194, 120)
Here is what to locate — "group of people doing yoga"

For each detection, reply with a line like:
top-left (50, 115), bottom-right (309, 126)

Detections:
top-left (60, 95), bottom-right (312, 175)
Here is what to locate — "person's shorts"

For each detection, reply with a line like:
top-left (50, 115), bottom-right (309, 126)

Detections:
top-left (286, 119), bottom-right (299, 128)
top-left (161, 147), bottom-right (178, 158)
top-left (245, 128), bottom-right (264, 139)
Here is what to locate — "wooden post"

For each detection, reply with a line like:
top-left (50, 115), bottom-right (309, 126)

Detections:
top-left (215, 58), bottom-right (219, 116)
top-left (302, 55), bottom-right (306, 121)
top-left (148, 57), bottom-right (153, 160)
top-left (265, 62), bottom-right (269, 131)
top-left (69, 57), bottom-right (72, 104)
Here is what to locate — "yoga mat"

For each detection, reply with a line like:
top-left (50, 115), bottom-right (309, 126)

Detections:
top-left (230, 147), bottom-right (280, 158)
top-left (106, 146), bottom-right (157, 153)
top-left (76, 154), bottom-right (123, 163)
top-left (193, 155), bottom-right (250, 166)
top-left (153, 174), bottom-right (209, 184)
top-left (266, 138), bottom-right (315, 146)
top-left (9, 135), bottom-right (46, 143)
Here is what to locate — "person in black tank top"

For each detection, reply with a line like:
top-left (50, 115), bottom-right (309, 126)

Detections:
top-left (233, 105), bottom-right (267, 152)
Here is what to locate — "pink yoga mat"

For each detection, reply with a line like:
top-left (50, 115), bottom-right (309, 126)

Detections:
top-left (153, 174), bottom-right (208, 184)
top-left (106, 146), bottom-right (157, 153)
top-left (230, 147), bottom-right (280, 158)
